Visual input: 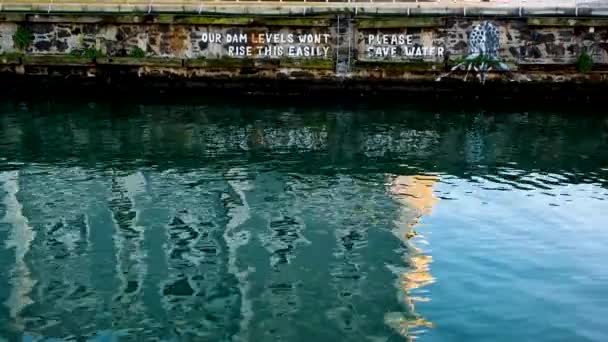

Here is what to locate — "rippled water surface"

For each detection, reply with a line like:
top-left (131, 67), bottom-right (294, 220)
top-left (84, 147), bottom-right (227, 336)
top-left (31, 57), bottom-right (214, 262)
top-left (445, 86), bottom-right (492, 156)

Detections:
top-left (0, 100), bottom-right (607, 341)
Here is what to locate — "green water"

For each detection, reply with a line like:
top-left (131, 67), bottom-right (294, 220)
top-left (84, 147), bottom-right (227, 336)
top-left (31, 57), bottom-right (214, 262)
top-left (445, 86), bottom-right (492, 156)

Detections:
top-left (0, 100), bottom-right (607, 341)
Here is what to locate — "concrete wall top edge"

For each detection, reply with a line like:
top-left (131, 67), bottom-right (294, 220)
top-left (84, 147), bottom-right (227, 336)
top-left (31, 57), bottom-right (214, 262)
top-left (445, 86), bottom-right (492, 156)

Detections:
top-left (3, 6), bottom-right (608, 18)
top-left (4, 12), bottom-right (608, 28)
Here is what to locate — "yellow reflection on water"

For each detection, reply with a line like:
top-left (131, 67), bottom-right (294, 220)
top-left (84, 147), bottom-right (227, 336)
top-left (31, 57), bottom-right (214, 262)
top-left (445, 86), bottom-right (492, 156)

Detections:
top-left (387, 175), bottom-right (439, 340)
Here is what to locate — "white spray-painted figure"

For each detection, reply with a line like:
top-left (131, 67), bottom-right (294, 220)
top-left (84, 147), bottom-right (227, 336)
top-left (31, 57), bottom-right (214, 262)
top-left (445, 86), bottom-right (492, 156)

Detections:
top-left (469, 21), bottom-right (500, 59)
top-left (437, 21), bottom-right (509, 84)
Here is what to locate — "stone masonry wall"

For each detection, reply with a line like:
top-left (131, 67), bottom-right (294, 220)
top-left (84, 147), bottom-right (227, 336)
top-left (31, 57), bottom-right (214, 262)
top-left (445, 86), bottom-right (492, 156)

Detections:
top-left (356, 18), bottom-right (608, 65)
top-left (1, 15), bottom-right (608, 80)
top-left (0, 22), bottom-right (334, 60)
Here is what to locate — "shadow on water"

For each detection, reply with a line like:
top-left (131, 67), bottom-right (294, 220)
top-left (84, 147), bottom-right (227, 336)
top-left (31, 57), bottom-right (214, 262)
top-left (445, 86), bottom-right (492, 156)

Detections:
top-left (0, 98), bottom-right (607, 341)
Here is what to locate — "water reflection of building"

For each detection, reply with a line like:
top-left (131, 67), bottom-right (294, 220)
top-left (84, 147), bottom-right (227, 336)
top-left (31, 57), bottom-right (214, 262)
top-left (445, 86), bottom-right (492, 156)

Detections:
top-left (0, 171), bottom-right (35, 332)
top-left (0, 168), bottom-right (99, 337)
top-left (152, 171), bottom-right (242, 340)
top-left (388, 174), bottom-right (439, 340)
top-left (108, 172), bottom-right (148, 332)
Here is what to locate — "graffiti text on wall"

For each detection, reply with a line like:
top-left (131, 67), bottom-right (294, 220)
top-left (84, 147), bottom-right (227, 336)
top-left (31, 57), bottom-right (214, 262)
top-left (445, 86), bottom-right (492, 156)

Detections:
top-left (366, 34), bottom-right (444, 58)
top-left (200, 32), bottom-right (331, 58)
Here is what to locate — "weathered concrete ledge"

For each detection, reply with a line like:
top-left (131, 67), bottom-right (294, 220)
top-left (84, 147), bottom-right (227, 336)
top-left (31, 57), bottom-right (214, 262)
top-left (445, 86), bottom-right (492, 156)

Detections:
top-left (1, 11), bottom-right (608, 99)
top-left (3, 2), bottom-right (608, 18)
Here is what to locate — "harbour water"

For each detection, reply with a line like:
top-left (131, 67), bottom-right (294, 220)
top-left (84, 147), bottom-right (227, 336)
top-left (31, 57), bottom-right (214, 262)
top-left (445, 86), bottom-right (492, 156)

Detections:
top-left (0, 100), bottom-right (607, 341)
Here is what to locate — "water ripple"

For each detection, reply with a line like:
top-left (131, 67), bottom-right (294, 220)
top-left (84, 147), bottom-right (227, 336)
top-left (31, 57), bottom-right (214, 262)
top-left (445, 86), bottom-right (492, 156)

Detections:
top-left (0, 101), bottom-right (607, 341)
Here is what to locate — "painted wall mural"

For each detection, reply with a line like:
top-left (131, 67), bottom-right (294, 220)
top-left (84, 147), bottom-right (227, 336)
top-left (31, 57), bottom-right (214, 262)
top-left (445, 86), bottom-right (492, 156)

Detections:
top-left (469, 21), bottom-right (501, 60)
top-left (437, 21), bottom-right (510, 83)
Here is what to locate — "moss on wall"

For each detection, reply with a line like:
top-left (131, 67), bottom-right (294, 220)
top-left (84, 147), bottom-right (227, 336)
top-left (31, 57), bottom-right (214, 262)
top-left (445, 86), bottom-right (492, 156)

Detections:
top-left (0, 53), bottom-right (23, 65)
top-left (22, 55), bottom-right (95, 66)
top-left (280, 58), bottom-right (334, 70)
top-left (527, 17), bottom-right (608, 27)
top-left (357, 17), bottom-right (445, 29)
top-left (355, 60), bottom-right (442, 73)
top-left (154, 15), bottom-right (331, 27)
top-left (11, 14), bottom-right (331, 27)
top-left (4, 55), bottom-right (335, 72)
top-left (97, 57), bottom-right (183, 67)
top-left (185, 58), bottom-right (255, 69)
